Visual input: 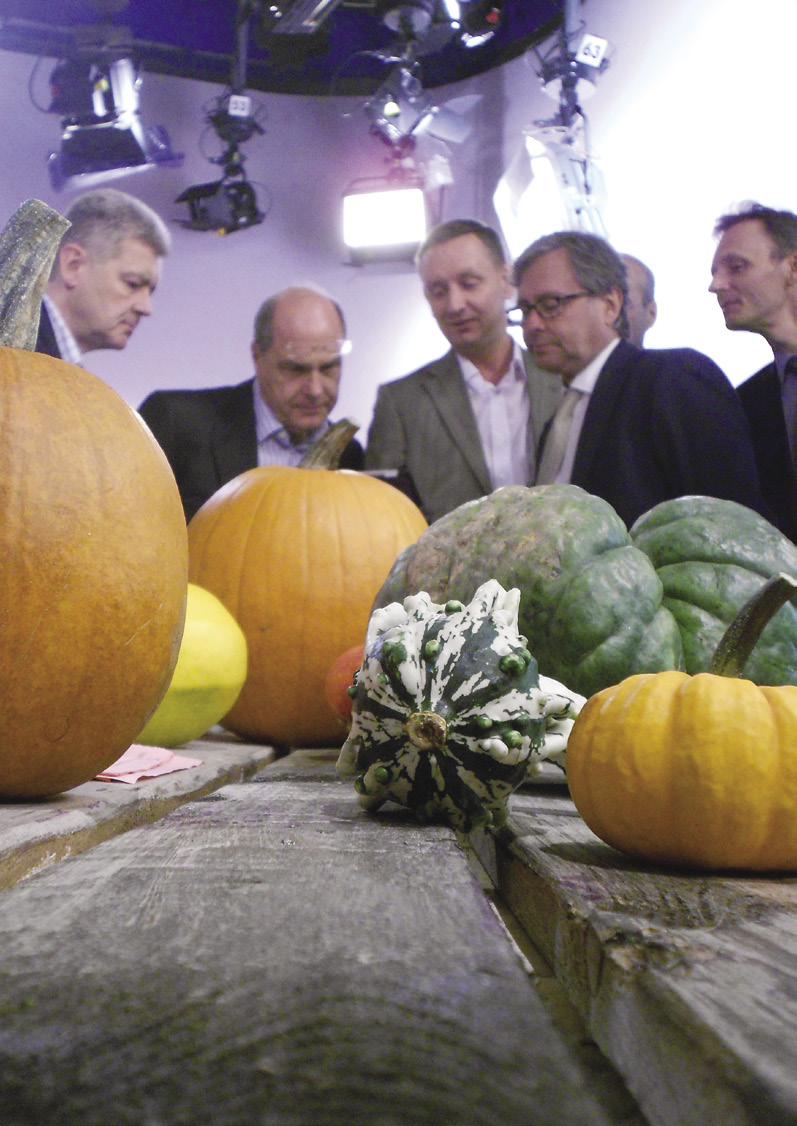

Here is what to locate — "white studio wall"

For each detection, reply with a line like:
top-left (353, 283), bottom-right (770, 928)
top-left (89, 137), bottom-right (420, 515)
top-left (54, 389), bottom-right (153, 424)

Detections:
top-left (0, 0), bottom-right (793, 439)
top-left (498, 0), bottom-right (795, 385)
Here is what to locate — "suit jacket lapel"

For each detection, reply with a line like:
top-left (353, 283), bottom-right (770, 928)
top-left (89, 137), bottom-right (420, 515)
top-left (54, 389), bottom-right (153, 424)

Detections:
top-left (420, 351), bottom-right (492, 493)
top-left (572, 340), bottom-right (632, 481)
top-left (211, 380), bottom-right (259, 488)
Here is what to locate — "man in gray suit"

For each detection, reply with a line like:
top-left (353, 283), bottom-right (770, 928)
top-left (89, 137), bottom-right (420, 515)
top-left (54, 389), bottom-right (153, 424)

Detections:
top-left (365, 219), bottom-right (562, 523)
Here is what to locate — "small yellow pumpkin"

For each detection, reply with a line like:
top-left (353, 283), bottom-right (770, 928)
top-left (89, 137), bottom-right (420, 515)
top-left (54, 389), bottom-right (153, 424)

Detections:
top-left (566, 572), bottom-right (797, 871)
top-left (136, 584), bottom-right (248, 748)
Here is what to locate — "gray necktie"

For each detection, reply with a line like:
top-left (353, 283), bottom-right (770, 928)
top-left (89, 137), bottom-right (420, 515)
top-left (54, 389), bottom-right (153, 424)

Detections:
top-left (536, 387), bottom-right (582, 485)
top-left (782, 357), bottom-right (797, 469)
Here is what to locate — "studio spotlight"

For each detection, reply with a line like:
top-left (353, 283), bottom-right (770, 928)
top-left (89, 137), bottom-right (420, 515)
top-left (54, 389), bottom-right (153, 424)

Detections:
top-left (46, 56), bottom-right (182, 192)
top-left (342, 179), bottom-right (427, 265)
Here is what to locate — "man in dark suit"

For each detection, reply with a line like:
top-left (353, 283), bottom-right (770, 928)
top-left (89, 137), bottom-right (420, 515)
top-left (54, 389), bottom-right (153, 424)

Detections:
top-left (365, 219), bottom-right (562, 524)
top-left (139, 286), bottom-right (362, 522)
top-left (35, 188), bottom-right (169, 366)
top-left (709, 203), bottom-right (797, 541)
top-left (512, 230), bottom-right (771, 529)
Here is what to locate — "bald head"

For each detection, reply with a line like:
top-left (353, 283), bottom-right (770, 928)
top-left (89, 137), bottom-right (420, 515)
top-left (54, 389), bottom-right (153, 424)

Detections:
top-left (251, 286), bottom-right (347, 443)
top-left (621, 254), bottom-right (657, 347)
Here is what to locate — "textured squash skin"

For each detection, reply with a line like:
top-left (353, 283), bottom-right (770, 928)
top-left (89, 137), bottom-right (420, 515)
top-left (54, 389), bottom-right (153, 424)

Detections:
top-left (566, 671), bottom-right (797, 871)
top-left (0, 348), bottom-right (188, 797)
top-left (374, 485), bottom-right (683, 699)
top-left (187, 465), bottom-right (427, 747)
top-left (631, 496), bottom-right (797, 685)
top-left (338, 581), bottom-right (584, 832)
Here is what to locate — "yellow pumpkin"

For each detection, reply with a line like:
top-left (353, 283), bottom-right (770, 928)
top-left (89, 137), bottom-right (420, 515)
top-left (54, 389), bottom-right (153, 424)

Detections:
top-left (187, 453), bottom-right (427, 747)
top-left (0, 347), bottom-right (188, 797)
top-left (566, 572), bottom-right (797, 871)
top-left (566, 671), bottom-right (797, 870)
top-left (136, 583), bottom-right (248, 748)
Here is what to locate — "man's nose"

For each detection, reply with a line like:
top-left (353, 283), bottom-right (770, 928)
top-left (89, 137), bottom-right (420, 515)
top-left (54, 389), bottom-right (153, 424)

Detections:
top-left (303, 369), bottom-right (325, 397)
top-left (133, 288), bottom-right (154, 316)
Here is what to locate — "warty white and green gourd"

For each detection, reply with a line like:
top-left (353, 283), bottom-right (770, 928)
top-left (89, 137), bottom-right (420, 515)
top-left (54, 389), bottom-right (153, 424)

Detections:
top-left (336, 580), bottom-right (585, 832)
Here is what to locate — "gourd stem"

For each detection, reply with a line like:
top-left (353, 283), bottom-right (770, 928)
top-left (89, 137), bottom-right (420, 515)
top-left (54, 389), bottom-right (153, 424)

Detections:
top-left (709, 572), bottom-right (797, 677)
top-left (0, 199), bottom-right (71, 351)
top-left (298, 419), bottom-right (359, 470)
top-left (405, 711), bottom-right (447, 750)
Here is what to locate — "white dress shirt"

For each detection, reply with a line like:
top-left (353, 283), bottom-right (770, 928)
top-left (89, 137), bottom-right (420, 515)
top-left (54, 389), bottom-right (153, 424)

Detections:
top-left (459, 340), bottom-right (531, 489)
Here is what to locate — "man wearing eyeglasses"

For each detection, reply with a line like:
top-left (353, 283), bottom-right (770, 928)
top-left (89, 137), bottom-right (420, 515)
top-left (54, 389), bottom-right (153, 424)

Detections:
top-left (513, 230), bottom-right (770, 528)
top-left (138, 285), bottom-right (362, 522)
top-left (364, 219), bottom-right (562, 524)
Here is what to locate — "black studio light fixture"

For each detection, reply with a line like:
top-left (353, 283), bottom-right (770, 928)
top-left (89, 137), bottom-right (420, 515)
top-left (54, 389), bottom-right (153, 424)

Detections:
top-left (46, 51), bottom-right (182, 192)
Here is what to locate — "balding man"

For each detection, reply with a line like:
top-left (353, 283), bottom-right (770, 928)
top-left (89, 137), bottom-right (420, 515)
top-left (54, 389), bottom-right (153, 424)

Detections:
top-left (139, 286), bottom-right (363, 521)
top-left (620, 253), bottom-right (657, 348)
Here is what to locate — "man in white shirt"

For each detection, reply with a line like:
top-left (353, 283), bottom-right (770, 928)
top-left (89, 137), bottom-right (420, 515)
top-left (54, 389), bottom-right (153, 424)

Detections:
top-left (36, 188), bottom-right (169, 366)
top-left (138, 286), bottom-right (363, 521)
top-left (513, 230), bottom-right (770, 528)
top-left (365, 219), bottom-right (562, 524)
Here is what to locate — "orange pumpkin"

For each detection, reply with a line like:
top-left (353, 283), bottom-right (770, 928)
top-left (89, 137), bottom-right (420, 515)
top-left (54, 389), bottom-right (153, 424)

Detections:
top-left (0, 347), bottom-right (188, 797)
top-left (187, 460), bottom-right (426, 746)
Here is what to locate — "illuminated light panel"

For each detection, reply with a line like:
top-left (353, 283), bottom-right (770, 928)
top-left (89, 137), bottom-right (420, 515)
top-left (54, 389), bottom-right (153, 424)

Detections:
top-left (342, 186), bottom-right (427, 262)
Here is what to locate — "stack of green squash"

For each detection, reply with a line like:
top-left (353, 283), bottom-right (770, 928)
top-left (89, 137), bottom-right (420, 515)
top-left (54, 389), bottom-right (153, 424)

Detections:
top-left (373, 485), bottom-right (797, 698)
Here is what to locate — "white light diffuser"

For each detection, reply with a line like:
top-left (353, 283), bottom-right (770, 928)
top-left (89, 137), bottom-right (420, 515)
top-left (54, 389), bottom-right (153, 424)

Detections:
top-left (342, 185), bottom-right (426, 262)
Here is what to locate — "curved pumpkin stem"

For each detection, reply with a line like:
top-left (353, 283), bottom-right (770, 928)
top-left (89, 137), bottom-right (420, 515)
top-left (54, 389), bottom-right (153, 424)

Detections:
top-left (298, 419), bottom-right (360, 470)
top-left (405, 711), bottom-right (448, 751)
top-left (0, 199), bottom-right (71, 351)
top-left (709, 571), bottom-right (797, 677)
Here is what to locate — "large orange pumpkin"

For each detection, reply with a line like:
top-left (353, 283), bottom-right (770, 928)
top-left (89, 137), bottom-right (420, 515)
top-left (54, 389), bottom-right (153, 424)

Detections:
top-left (187, 461), bottom-right (427, 746)
top-left (0, 347), bottom-right (188, 797)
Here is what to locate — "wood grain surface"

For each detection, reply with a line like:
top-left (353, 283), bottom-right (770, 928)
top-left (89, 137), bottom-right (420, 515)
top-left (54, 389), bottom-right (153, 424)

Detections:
top-left (0, 771), bottom-right (632, 1126)
top-left (489, 785), bottom-right (797, 1126)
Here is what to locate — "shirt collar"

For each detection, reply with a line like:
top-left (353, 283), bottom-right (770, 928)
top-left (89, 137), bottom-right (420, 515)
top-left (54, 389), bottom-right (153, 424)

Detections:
top-left (458, 339), bottom-right (527, 390)
top-left (774, 349), bottom-right (797, 382)
top-left (569, 337), bottom-right (622, 394)
top-left (42, 294), bottom-right (83, 367)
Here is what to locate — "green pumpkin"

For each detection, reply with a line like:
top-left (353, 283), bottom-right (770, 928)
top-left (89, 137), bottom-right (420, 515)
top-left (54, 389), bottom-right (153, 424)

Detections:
top-left (630, 496), bottom-right (797, 685)
top-left (374, 485), bottom-right (683, 699)
top-left (337, 579), bottom-right (584, 832)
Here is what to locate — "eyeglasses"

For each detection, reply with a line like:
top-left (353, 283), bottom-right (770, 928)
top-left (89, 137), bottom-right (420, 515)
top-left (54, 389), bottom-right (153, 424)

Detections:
top-left (508, 292), bottom-right (591, 324)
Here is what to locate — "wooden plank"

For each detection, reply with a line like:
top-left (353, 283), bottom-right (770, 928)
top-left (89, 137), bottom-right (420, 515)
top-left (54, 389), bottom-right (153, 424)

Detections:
top-left (0, 775), bottom-right (635, 1126)
top-left (0, 733), bottom-right (277, 892)
top-left (485, 785), bottom-right (797, 1126)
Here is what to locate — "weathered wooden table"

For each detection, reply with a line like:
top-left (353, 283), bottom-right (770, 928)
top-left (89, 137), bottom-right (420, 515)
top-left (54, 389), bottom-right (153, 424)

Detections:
top-left (0, 736), bottom-right (794, 1125)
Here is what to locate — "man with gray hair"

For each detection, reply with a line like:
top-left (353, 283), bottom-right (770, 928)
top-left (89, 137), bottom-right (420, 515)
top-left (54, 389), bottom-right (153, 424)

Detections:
top-left (139, 285), bottom-right (362, 521)
top-left (710, 202), bottom-right (797, 540)
top-left (36, 187), bottom-right (170, 365)
top-left (513, 230), bottom-right (770, 527)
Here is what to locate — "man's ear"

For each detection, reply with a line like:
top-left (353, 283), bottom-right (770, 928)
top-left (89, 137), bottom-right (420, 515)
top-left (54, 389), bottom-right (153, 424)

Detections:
top-left (57, 242), bottom-right (89, 288)
top-left (603, 286), bottom-right (624, 326)
top-left (786, 251), bottom-right (797, 289)
top-left (645, 300), bottom-right (658, 331)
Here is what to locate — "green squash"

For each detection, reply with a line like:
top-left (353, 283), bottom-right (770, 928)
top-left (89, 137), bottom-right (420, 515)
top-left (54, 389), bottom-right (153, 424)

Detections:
top-left (374, 485), bottom-right (683, 700)
top-left (337, 579), bottom-right (584, 832)
top-left (630, 496), bottom-right (797, 685)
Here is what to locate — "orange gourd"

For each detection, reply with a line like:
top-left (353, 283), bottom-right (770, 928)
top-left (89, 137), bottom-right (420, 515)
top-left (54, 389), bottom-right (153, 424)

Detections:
top-left (0, 348), bottom-right (188, 796)
top-left (566, 573), bottom-right (797, 871)
top-left (187, 435), bottom-right (427, 746)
